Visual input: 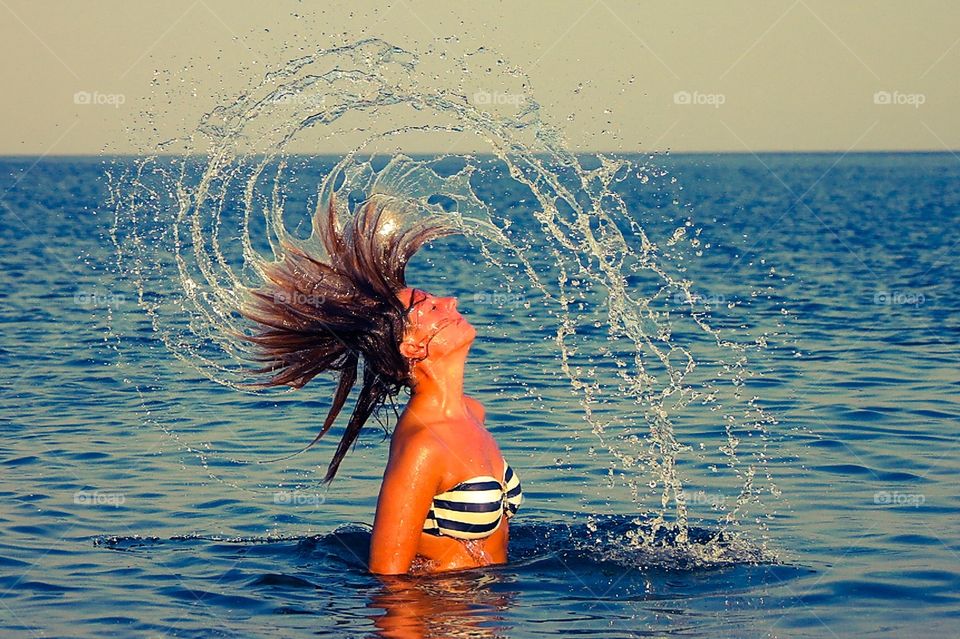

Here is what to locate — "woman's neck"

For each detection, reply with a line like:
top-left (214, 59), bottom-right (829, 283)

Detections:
top-left (407, 355), bottom-right (469, 420)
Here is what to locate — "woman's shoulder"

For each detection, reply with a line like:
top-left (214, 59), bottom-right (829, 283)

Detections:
top-left (390, 417), bottom-right (441, 450)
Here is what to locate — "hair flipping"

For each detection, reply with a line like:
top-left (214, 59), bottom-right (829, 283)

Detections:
top-left (239, 193), bottom-right (456, 482)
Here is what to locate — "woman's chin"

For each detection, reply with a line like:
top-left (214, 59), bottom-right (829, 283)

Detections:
top-left (448, 323), bottom-right (476, 354)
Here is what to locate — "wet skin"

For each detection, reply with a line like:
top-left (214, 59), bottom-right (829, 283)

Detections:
top-left (368, 288), bottom-right (510, 575)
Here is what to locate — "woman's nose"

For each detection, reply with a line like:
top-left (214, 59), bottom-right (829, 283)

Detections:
top-left (445, 297), bottom-right (458, 312)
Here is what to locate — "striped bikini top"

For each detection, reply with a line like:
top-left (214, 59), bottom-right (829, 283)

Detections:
top-left (422, 459), bottom-right (523, 540)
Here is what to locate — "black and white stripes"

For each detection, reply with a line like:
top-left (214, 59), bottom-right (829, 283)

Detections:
top-left (422, 459), bottom-right (523, 540)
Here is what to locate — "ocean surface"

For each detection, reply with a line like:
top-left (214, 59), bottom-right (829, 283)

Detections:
top-left (1, 153), bottom-right (958, 638)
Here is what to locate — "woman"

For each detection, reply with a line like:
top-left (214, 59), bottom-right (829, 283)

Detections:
top-left (238, 194), bottom-right (523, 575)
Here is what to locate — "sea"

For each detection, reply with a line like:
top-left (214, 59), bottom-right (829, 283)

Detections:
top-left (1, 152), bottom-right (958, 638)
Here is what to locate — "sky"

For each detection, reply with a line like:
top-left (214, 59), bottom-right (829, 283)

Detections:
top-left (0, 0), bottom-right (957, 155)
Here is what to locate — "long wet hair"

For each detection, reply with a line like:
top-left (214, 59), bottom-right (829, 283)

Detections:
top-left (239, 193), bottom-right (456, 482)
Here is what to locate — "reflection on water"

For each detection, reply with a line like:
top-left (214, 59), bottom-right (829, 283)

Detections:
top-left (367, 572), bottom-right (513, 639)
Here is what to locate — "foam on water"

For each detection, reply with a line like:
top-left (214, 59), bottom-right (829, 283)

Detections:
top-left (109, 38), bottom-right (783, 568)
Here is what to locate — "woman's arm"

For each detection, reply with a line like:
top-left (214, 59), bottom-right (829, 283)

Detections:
top-left (369, 431), bottom-right (442, 575)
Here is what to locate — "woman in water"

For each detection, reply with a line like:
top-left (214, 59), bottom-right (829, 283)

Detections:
top-left (239, 194), bottom-right (522, 575)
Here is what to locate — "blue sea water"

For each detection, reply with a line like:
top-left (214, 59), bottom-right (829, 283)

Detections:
top-left (1, 153), bottom-right (959, 638)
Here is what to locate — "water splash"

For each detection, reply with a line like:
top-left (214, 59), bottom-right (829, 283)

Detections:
top-left (109, 38), bottom-right (782, 565)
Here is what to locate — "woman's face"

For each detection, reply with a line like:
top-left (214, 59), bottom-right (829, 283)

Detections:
top-left (398, 287), bottom-right (475, 361)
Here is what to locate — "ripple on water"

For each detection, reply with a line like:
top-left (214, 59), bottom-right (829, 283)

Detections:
top-left (811, 464), bottom-right (927, 482)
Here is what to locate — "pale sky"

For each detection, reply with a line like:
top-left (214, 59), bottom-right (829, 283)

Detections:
top-left (1, 0), bottom-right (957, 154)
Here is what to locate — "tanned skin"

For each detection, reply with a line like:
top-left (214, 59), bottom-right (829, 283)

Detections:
top-left (368, 288), bottom-right (509, 575)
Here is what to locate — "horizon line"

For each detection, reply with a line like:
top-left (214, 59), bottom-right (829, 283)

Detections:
top-left (1, 149), bottom-right (959, 159)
